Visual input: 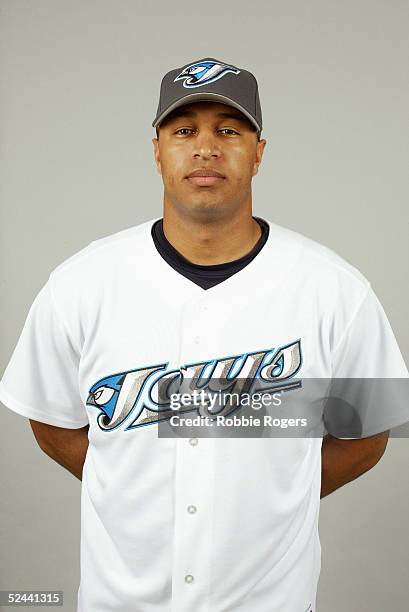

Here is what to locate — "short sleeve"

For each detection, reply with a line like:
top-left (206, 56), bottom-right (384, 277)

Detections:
top-left (324, 285), bottom-right (409, 438)
top-left (0, 278), bottom-right (89, 428)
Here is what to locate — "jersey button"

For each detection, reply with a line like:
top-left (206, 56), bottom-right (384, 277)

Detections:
top-left (187, 505), bottom-right (197, 514)
top-left (185, 574), bottom-right (194, 584)
top-left (189, 438), bottom-right (198, 446)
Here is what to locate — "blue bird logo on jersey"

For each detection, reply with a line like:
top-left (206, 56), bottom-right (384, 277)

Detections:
top-left (86, 373), bottom-right (126, 421)
top-left (86, 363), bottom-right (168, 429)
top-left (174, 60), bottom-right (240, 88)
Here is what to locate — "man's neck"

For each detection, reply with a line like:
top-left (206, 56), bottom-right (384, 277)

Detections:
top-left (162, 207), bottom-right (262, 266)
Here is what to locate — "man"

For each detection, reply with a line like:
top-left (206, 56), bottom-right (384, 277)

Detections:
top-left (1, 57), bottom-right (408, 612)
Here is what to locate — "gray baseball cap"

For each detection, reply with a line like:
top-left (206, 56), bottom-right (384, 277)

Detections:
top-left (152, 57), bottom-right (263, 135)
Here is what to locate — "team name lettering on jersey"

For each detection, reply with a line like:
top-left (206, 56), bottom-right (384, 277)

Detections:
top-left (86, 339), bottom-right (302, 432)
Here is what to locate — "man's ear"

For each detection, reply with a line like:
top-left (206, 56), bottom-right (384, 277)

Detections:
top-left (252, 138), bottom-right (267, 177)
top-left (152, 137), bottom-right (162, 175)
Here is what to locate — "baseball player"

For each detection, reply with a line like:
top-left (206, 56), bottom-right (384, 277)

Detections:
top-left (1, 57), bottom-right (409, 612)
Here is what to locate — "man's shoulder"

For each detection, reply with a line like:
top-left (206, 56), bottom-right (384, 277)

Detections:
top-left (48, 217), bottom-right (159, 305)
top-left (265, 219), bottom-right (370, 291)
top-left (51, 217), bottom-right (158, 278)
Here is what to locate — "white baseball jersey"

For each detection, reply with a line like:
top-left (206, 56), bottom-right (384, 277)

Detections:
top-left (1, 217), bottom-right (408, 612)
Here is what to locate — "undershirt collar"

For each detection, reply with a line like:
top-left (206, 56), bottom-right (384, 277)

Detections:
top-left (151, 216), bottom-right (270, 290)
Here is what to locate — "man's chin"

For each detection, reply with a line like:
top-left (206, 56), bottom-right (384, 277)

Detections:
top-left (178, 201), bottom-right (234, 220)
top-left (166, 190), bottom-right (237, 219)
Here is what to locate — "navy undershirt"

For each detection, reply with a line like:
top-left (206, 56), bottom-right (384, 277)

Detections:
top-left (151, 216), bottom-right (270, 290)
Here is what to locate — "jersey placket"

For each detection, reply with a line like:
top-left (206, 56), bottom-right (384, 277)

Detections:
top-left (170, 294), bottom-right (216, 612)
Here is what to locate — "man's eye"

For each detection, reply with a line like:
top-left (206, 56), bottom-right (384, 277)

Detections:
top-left (220, 128), bottom-right (239, 135)
top-left (174, 128), bottom-right (193, 135)
top-left (174, 128), bottom-right (239, 136)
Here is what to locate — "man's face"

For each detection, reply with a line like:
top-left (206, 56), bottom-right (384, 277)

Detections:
top-left (152, 101), bottom-right (266, 219)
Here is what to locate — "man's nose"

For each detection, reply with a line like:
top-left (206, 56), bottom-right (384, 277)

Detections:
top-left (193, 130), bottom-right (221, 158)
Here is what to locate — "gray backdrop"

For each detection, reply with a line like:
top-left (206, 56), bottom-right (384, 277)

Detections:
top-left (1, 1), bottom-right (408, 610)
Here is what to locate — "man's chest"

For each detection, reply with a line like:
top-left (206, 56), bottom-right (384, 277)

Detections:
top-left (77, 281), bottom-right (333, 434)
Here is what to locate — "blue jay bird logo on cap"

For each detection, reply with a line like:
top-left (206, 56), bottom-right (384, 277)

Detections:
top-left (174, 60), bottom-right (240, 88)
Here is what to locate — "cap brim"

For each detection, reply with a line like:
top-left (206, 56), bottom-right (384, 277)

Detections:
top-left (152, 92), bottom-right (261, 133)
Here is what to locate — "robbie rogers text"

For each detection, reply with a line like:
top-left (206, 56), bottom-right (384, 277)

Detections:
top-left (169, 415), bottom-right (308, 428)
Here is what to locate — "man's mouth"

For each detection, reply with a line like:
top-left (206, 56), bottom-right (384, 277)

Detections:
top-left (186, 168), bottom-right (225, 186)
top-left (187, 175), bottom-right (225, 186)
